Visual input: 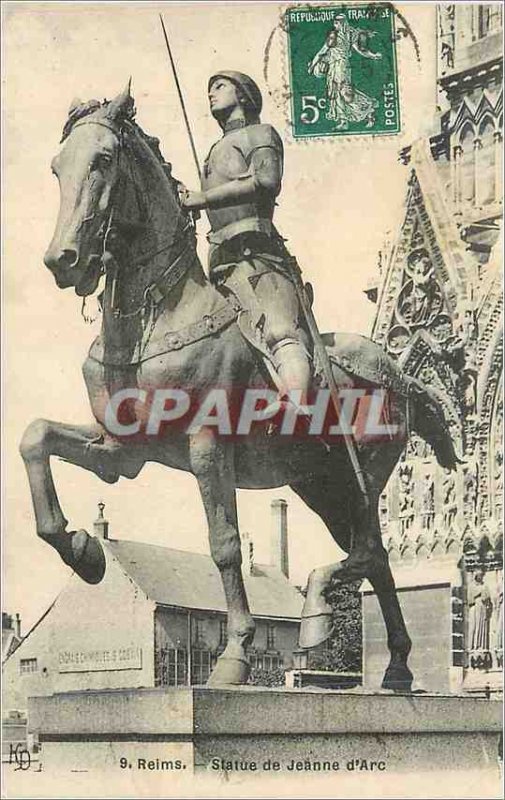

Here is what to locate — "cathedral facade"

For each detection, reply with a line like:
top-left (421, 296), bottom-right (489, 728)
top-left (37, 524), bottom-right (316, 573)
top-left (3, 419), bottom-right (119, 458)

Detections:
top-left (364, 5), bottom-right (502, 693)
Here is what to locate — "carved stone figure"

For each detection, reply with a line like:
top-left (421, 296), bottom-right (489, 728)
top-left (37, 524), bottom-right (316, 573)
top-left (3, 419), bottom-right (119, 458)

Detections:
top-left (492, 583), bottom-right (503, 668)
top-left (421, 473), bottom-right (435, 530)
top-left (441, 41), bottom-right (454, 69)
top-left (398, 464), bottom-right (414, 535)
top-left (379, 492), bottom-right (389, 529)
top-left (407, 435), bottom-right (429, 460)
top-left (398, 249), bottom-right (441, 328)
top-left (442, 471), bottom-right (458, 530)
top-left (468, 571), bottom-right (493, 669)
top-left (493, 395), bottom-right (503, 516)
top-left (463, 462), bottom-right (479, 523)
top-left (456, 305), bottom-right (478, 347)
top-left (460, 370), bottom-right (477, 415)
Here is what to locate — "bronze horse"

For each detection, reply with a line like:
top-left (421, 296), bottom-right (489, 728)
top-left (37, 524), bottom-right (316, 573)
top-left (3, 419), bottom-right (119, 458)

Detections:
top-left (20, 84), bottom-right (457, 690)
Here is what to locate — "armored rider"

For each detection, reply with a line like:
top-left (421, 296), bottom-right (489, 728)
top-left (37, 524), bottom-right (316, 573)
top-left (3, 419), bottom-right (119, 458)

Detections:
top-left (179, 71), bottom-right (311, 401)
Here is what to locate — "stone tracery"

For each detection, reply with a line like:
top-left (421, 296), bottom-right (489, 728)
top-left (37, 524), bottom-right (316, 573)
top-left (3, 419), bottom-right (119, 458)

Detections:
top-left (368, 5), bottom-right (502, 691)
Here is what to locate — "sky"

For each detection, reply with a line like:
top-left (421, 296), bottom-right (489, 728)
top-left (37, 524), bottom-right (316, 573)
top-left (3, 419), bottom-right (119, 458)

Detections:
top-left (3, 2), bottom-right (437, 632)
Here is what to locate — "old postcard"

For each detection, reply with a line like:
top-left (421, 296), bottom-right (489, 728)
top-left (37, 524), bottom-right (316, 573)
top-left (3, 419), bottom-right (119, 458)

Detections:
top-left (2, 1), bottom-right (503, 798)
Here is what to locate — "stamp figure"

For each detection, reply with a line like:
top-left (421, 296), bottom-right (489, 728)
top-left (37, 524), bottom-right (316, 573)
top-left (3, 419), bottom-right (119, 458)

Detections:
top-left (308, 14), bottom-right (382, 130)
top-left (287, 4), bottom-right (400, 138)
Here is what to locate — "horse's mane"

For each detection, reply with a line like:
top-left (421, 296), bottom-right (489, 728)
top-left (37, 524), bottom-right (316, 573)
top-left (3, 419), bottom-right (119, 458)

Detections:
top-left (61, 97), bottom-right (173, 177)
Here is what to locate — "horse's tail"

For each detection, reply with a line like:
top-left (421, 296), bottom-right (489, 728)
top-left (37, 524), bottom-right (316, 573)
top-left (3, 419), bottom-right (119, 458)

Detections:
top-left (409, 382), bottom-right (460, 471)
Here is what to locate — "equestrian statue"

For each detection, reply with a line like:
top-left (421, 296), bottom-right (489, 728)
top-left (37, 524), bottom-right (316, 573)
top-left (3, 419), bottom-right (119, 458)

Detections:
top-left (20, 76), bottom-right (457, 691)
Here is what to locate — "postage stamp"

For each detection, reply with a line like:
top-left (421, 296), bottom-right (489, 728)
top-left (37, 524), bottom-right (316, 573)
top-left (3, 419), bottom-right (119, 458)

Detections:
top-left (285, 3), bottom-right (400, 138)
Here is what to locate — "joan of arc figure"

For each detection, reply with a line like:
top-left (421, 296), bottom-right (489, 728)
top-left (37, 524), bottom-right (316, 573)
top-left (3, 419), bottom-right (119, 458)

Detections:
top-left (179, 71), bottom-right (311, 402)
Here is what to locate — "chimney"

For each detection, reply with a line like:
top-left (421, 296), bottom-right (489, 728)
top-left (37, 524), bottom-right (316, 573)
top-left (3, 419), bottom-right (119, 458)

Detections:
top-left (270, 498), bottom-right (289, 578)
top-left (93, 501), bottom-right (109, 540)
top-left (241, 531), bottom-right (254, 576)
top-left (14, 613), bottom-right (21, 639)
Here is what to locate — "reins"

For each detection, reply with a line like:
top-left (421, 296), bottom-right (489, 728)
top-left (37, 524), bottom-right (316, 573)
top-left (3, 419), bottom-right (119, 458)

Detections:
top-left (72, 117), bottom-right (195, 320)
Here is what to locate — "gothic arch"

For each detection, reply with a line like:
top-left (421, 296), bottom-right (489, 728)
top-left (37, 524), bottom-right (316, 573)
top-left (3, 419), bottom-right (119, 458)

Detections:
top-left (446, 539), bottom-right (462, 557)
top-left (478, 114), bottom-right (496, 136)
top-left (459, 121), bottom-right (476, 143)
top-left (459, 123), bottom-right (476, 204)
top-left (478, 116), bottom-right (496, 204)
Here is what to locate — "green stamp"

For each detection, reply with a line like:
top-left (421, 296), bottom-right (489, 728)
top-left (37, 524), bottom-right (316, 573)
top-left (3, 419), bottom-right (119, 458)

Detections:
top-left (286, 4), bottom-right (400, 139)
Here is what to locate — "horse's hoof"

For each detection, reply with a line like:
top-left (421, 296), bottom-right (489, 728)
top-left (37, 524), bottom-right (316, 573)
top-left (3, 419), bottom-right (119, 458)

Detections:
top-left (206, 656), bottom-right (250, 686)
top-left (302, 568), bottom-right (333, 617)
top-left (381, 663), bottom-right (414, 693)
top-left (298, 613), bottom-right (333, 649)
top-left (66, 530), bottom-right (106, 585)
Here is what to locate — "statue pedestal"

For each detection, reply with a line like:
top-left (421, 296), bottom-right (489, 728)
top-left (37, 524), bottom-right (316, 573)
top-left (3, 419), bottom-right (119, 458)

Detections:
top-left (24, 687), bottom-right (501, 797)
top-left (362, 561), bottom-right (465, 693)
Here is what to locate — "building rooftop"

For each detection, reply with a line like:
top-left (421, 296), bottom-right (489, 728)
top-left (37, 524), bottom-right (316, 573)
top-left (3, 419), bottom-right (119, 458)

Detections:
top-left (106, 539), bottom-right (303, 621)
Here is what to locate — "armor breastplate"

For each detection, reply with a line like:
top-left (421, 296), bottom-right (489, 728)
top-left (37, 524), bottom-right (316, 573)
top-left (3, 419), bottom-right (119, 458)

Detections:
top-left (201, 123), bottom-right (283, 244)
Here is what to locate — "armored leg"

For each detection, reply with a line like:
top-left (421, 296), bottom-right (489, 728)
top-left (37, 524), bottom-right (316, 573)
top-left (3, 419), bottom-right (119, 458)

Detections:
top-left (271, 339), bottom-right (312, 400)
top-left (220, 263), bottom-right (312, 399)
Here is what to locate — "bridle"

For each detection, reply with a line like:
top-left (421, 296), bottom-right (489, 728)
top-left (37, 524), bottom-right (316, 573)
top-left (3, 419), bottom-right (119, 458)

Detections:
top-left (70, 117), bottom-right (196, 320)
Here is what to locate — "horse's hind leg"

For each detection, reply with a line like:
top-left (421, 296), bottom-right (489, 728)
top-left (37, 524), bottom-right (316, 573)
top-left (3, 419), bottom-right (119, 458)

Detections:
top-left (19, 418), bottom-right (144, 584)
top-left (367, 554), bottom-right (413, 692)
top-left (292, 454), bottom-right (413, 691)
top-left (189, 432), bottom-right (254, 686)
top-left (349, 488), bottom-right (413, 691)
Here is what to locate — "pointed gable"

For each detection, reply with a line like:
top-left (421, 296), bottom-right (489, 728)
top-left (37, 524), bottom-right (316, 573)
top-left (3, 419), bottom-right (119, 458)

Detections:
top-left (372, 139), bottom-right (475, 355)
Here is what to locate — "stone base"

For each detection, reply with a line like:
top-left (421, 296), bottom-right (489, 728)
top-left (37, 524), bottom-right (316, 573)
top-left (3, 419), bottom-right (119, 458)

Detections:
top-left (25, 687), bottom-right (502, 797)
top-left (361, 562), bottom-right (465, 693)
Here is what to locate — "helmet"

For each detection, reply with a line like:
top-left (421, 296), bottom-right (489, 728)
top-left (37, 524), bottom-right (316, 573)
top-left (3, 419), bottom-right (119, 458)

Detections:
top-left (208, 71), bottom-right (262, 116)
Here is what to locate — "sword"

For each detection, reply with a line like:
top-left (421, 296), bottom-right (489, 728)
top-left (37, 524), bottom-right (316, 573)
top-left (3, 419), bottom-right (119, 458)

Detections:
top-left (159, 13), bottom-right (202, 182)
top-left (287, 256), bottom-right (370, 503)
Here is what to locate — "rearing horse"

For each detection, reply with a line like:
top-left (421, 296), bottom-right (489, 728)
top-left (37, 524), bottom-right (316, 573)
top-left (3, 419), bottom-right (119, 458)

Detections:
top-left (20, 84), bottom-right (457, 690)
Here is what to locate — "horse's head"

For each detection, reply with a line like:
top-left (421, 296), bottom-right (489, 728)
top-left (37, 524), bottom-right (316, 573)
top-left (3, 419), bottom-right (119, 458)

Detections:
top-left (44, 82), bottom-right (137, 296)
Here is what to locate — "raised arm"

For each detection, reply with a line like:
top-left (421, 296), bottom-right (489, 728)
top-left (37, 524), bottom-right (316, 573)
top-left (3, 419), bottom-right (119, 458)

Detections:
top-left (181, 139), bottom-right (282, 211)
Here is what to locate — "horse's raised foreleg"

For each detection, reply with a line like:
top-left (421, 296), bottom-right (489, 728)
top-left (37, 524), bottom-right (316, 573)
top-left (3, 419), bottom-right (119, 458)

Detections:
top-left (189, 432), bottom-right (254, 686)
top-left (19, 418), bottom-right (144, 584)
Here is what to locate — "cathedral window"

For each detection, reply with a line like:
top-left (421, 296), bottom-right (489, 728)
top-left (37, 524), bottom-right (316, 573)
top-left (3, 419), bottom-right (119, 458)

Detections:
top-left (459, 123), bottom-right (476, 206)
top-left (476, 5), bottom-right (502, 39)
top-left (477, 118), bottom-right (496, 206)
